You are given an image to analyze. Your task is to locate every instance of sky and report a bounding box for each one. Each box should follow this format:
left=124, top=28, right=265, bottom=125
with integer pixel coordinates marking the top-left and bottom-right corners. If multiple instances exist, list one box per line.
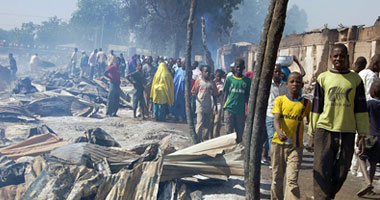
left=0, top=0, right=379, bottom=30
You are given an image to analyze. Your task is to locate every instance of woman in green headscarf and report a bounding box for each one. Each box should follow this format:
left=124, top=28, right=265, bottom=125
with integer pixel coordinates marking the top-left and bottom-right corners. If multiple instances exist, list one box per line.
left=150, top=62, right=174, bottom=121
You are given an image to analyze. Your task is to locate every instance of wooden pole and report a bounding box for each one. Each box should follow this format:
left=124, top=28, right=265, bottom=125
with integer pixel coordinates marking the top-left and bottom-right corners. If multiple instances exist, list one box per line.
left=244, top=0, right=276, bottom=190
left=244, top=0, right=289, bottom=199
left=184, top=0, right=198, bottom=144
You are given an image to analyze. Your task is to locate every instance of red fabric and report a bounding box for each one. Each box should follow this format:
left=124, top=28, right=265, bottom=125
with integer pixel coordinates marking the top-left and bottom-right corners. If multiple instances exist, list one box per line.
left=106, top=64, right=121, bottom=84
left=244, top=71, right=254, bottom=80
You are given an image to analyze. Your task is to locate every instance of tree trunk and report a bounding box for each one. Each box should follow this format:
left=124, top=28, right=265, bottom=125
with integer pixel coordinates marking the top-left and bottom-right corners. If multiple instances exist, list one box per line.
left=244, top=0, right=289, bottom=199
left=184, top=0, right=199, bottom=144
left=244, top=0, right=276, bottom=187
left=201, top=17, right=215, bottom=72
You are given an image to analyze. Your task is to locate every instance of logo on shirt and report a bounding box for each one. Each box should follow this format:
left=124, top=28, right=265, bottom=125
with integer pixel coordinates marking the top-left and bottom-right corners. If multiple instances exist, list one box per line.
left=283, top=114, right=303, bottom=121
left=242, top=82, right=247, bottom=88
left=328, top=87, right=352, bottom=102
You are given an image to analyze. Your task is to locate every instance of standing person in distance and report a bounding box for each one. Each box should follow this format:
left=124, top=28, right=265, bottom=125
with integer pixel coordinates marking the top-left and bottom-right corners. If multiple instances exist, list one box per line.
left=104, top=57, right=121, bottom=117
left=223, top=58, right=251, bottom=143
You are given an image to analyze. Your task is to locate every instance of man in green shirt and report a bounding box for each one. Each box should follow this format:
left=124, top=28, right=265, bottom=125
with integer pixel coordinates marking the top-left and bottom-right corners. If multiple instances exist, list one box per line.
left=224, top=58, right=251, bottom=143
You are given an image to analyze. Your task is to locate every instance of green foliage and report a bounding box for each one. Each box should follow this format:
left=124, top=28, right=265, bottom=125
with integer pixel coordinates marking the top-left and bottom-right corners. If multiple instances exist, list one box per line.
left=35, top=16, right=72, bottom=47
left=125, top=0, right=242, bottom=56
left=70, top=0, right=129, bottom=48
left=9, top=22, right=37, bottom=45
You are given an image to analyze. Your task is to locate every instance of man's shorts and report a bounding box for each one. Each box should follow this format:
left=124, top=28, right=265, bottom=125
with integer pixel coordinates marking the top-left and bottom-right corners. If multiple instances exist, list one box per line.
left=359, top=135, right=380, bottom=163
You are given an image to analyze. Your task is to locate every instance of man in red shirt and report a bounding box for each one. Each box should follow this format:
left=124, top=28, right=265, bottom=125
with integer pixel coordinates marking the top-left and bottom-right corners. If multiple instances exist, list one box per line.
left=104, top=57, right=121, bottom=117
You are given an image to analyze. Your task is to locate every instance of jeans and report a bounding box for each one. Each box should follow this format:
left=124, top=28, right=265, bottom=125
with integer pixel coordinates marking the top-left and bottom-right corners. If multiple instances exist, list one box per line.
left=264, top=116, right=275, bottom=154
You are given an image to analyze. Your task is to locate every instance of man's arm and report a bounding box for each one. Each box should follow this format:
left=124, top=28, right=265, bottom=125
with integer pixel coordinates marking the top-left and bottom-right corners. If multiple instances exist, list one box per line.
left=308, top=80, right=324, bottom=136
left=104, top=70, right=111, bottom=81
left=191, top=79, right=199, bottom=96
left=274, top=113, right=286, bottom=141
left=213, top=96, right=218, bottom=112
left=354, top=81, right=369, bottom=156
left=293, top=56, right=306, bottom=77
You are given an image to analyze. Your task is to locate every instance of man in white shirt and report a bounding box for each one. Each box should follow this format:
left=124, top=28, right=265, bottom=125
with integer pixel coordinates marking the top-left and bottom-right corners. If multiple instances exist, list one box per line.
left=262, top=64, right=288, bottom=165
left=88, top=49, right=98, bottom=80
left=71, top=48, right=78, bottom=76
left=359, top=54, right=380, bottom=100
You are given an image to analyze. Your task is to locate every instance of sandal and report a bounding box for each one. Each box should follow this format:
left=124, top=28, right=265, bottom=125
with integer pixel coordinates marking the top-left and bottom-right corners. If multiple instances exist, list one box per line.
left=357, top=185, right=374, bottom=197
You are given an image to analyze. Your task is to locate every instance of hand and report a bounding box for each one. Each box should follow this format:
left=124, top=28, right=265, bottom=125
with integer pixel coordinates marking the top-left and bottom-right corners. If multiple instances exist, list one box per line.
left=214, top=105, right=218, bottom=113
left=278, top=130, right=287, bottom=141
left=293, top=55, right=299, bottom=63
left=356, top=136, right=365, bottom=156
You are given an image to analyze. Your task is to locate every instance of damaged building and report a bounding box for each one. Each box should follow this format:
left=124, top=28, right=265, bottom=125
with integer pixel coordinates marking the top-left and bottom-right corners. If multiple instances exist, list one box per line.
left=216, top=17, right=380, bottom=93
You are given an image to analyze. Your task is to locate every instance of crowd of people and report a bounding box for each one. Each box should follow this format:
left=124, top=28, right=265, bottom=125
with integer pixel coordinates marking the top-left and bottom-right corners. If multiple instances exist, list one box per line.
left=5, top=43, right=380, bottom=199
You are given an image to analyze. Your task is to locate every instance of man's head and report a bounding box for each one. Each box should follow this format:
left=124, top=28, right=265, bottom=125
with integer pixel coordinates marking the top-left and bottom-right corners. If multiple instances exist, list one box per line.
left=8, top=53, right=13, bottom=58
left=369, top=54, right=380, bottom=73
left=81, top=51, right=86, bottom=55
left=99, top=48, right=103, bottom=52
left=234, top=58, right=245, bottom=77
left=330, top=43, right=348, bottom=71
left=110, top=50, right=114, bottom=55
left=201, top=65, right=211, bottom=80
left=146, top=56, right=153, bottom=64
left=115, top=57, right=121, bottom=66
left=120, top=53, right=123, bottom=57
left=286, top=72, right=304, bottom=96
left=192, top=61, right=199, bottom=70
left=94, top=49, right=98, bottom=53
left=74, top=48, right=78, bottom=52
left=353, top=57, right=367, bottom=73
left=273, top=64, right=282, bottom=83
left=215, top=69, right=225, bottom=81
left=137, top=63, right=142, bottom=71
left=370, top=80, right=380, bottom=99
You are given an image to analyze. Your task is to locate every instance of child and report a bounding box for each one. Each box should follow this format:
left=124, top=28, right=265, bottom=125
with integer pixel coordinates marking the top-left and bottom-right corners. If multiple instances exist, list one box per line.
left=356, top=80, right=380, bottom=197
left=213, top=69, right=225, bottom=138
left=223, top=58, right=251, bottom=143
left=191, top=65, right=218, bottom=142
left=309, top=43, right=369, bottom=200
left=271, top=72, right=311, bottom=200
left=127, top=63, right=147, bottom=119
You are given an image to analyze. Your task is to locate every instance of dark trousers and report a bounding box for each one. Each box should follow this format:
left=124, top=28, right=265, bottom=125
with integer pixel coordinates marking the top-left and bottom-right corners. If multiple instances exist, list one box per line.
left=225, top=110, right=245, bottom=143
left=98, top=63, right=106, bottom=76
left=313, top=128, right=355, bottom=200
left=89, top=66, right=95, bottom=80
left=106, top=83, right=120, bottom=116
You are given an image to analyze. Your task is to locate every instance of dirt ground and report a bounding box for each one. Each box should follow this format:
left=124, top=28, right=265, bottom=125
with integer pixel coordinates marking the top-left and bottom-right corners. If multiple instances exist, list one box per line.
left=2, top=100, right=380, bottom=199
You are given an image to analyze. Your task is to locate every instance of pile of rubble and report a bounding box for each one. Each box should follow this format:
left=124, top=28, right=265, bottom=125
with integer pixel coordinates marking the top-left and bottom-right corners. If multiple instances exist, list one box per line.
left=0, top=70, right=133, bottom=122
left=0, top=124, right=244, bottom=200
left=0, top=70, right=245, bottom=199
